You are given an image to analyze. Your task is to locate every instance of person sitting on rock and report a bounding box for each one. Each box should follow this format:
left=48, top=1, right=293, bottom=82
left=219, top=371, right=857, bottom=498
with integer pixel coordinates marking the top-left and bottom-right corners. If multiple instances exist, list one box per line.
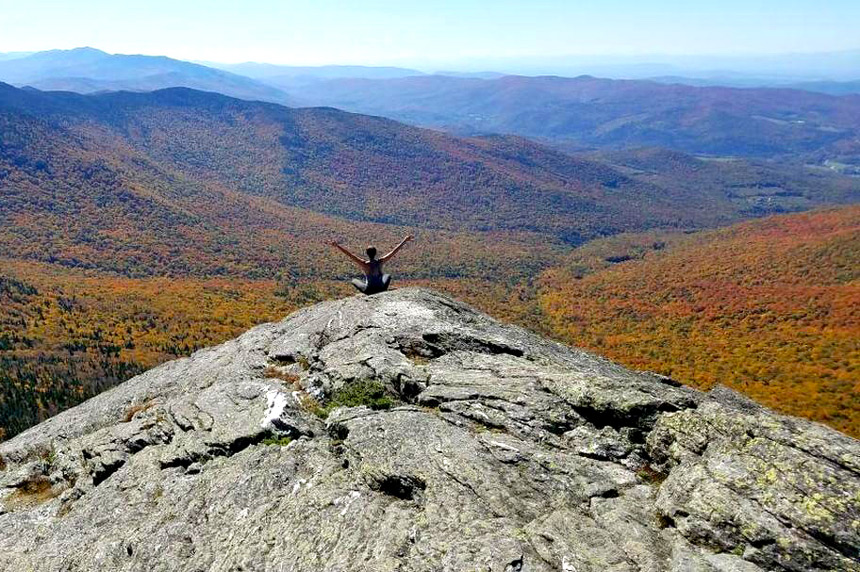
left=329, top=235, right=414, bottom=295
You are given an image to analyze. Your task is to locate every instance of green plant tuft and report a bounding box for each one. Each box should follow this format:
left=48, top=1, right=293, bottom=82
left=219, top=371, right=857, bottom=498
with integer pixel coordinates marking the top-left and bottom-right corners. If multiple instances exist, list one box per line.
left=326, top=381, right=395, bottom=413
left=262, top=436, right=293, bottom=447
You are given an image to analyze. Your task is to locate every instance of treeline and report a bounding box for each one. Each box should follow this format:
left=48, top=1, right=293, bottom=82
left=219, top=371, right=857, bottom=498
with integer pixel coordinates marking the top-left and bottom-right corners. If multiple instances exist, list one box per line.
left=0, top=355, right=146, bottom=440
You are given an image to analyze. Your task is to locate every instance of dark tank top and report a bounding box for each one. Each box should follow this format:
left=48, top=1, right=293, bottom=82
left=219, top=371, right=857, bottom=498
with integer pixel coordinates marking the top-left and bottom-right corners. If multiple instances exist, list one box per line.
left=365, top=259, right=384, bottom=287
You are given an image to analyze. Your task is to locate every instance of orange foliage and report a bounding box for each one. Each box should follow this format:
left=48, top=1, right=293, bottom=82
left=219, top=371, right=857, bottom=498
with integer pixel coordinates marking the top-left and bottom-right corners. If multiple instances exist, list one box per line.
left=2, top=208, right=858, bottom=440
left=538, top=206, right=860, bottom=437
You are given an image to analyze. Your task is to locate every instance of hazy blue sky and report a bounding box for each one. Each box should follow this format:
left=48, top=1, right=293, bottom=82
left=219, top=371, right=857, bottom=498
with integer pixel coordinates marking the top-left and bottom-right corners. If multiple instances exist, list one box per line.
left=1, top=0, right=858, bottom=66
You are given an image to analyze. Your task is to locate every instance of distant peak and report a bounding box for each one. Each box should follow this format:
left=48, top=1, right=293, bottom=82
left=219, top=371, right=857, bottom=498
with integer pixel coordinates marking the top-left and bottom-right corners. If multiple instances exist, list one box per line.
left=69, top=47, right=106, bottom=54
left=31, top=47, right=109, bottom=60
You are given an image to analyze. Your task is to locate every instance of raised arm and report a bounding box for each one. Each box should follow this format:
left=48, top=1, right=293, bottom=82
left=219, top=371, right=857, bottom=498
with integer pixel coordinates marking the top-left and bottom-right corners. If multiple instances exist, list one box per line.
left=380, top=235, right=414, bottom=263
left=328, top=240, right=369, bottom=271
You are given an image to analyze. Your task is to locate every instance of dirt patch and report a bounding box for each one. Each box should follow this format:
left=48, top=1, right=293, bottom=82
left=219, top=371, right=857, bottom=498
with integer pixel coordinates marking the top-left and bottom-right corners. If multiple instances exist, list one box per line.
left=123, top=400, right=158, bottom=423
left=263, top=366, right=301, bottom=386
left=3, top=475, right=63, bottom=512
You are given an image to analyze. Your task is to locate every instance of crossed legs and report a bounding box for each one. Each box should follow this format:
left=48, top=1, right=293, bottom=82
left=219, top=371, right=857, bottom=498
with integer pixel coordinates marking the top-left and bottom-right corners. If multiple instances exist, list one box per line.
left=352, top=274, right=392, bottom=295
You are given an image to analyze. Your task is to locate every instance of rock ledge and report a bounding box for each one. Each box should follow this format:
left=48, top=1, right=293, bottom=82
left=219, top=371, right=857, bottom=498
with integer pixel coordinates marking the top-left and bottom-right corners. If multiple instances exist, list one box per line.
left=0, top=288, right=857, bottom=571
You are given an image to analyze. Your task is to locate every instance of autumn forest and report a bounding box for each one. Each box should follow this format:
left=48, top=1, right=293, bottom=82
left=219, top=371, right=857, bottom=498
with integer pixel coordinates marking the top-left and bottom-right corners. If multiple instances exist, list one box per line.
left=1, top=82, right=858, bottom=440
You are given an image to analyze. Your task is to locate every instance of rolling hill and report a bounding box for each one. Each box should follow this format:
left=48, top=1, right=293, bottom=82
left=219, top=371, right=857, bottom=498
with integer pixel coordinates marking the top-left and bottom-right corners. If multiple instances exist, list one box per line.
left=283, top=74, right=860, bottom=164
left=537, top=205, right=860, bottom=437
left=0, top=81, right=574, bottom=278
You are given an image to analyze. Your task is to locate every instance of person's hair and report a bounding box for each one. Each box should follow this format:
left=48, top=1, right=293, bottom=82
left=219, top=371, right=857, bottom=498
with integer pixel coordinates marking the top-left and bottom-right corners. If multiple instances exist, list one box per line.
left=366, top=246, right=377, bottom=260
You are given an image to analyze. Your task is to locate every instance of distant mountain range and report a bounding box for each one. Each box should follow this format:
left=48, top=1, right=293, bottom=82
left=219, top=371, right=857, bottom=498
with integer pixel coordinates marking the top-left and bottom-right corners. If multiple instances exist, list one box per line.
left=4, top=47, right=860, bottom=89
left=281, top=74, right=860, bottom=163
left=411, top=49, right=860, bottom=83
left=0, top=47, right=290, bottom=103
left=648, top=75, right=860, bottom=95
left=2, top=48, right=860, bottom=166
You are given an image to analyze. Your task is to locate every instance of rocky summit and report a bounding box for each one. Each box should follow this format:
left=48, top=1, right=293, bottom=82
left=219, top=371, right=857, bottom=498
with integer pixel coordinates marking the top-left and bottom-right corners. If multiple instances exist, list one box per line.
left=0, top=288, right=857, bottom=572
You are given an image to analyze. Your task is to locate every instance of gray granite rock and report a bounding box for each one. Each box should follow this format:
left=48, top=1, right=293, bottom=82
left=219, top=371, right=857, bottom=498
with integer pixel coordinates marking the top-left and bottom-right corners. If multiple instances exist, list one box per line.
left=0, top=288, right=856, bottom=571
